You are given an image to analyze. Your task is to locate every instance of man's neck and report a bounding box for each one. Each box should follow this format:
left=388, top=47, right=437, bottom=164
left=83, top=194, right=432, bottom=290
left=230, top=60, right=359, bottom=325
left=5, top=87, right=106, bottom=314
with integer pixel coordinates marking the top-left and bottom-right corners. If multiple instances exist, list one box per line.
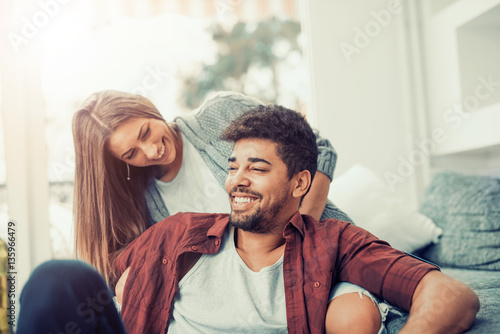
left=234, top=227, right=286, bottom=272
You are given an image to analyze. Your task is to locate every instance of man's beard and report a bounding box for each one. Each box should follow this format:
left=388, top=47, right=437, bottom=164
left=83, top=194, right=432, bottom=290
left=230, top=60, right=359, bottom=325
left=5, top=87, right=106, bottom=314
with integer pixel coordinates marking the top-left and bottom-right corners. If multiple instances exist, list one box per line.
left=229, top=190, right=290, bottom=234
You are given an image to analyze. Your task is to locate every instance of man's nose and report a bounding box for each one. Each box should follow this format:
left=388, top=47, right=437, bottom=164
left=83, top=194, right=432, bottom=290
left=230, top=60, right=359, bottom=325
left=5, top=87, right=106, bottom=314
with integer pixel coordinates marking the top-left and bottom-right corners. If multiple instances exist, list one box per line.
left=230, top=169, right=251, bottom=187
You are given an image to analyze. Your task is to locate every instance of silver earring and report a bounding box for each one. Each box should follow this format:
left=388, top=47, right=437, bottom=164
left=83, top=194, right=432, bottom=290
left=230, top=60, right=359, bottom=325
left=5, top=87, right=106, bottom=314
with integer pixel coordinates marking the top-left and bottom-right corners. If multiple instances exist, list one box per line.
left=126, top=163, right=131, bottom=181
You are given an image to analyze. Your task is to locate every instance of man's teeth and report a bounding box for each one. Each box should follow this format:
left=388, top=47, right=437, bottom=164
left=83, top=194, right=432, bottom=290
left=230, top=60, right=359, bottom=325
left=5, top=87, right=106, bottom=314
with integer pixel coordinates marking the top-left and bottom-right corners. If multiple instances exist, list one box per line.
left=155, top=142, right=165, bottom=160
left=234, top=197, right=255, bottom=204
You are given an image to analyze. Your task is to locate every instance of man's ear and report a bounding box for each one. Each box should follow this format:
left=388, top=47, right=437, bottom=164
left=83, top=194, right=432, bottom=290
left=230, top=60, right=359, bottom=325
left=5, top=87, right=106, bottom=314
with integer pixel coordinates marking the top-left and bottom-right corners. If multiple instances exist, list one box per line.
left=292, top=170, right=311, bottom=199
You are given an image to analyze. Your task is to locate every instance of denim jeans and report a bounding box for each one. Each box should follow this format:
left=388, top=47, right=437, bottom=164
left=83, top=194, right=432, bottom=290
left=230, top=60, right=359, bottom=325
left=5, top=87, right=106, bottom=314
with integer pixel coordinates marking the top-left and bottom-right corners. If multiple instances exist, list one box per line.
left=17, top=260, right=125, bottom=334
left=330, top=282, right=393, bottom=334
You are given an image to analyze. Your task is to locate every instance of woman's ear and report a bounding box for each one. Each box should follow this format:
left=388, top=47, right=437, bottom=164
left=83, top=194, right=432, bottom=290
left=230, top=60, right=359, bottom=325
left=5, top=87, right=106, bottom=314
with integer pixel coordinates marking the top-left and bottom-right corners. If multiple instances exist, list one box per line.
left=292, top=170, right=311, bottom=199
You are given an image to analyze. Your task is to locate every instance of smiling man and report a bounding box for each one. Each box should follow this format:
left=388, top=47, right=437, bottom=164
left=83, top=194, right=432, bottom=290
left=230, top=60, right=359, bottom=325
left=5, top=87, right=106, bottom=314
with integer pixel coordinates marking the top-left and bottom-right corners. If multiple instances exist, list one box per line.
left=113, top=105, right=479, bottom=334
left=226, top=139, right=294, bottom=235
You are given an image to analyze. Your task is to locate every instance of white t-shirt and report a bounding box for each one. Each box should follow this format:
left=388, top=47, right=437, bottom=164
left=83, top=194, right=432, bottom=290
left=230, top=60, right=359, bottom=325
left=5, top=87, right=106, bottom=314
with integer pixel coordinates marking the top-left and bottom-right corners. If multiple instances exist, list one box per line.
left=168, top=226, right=287, bottom=333
left=154, top=133, right=231, bottom=215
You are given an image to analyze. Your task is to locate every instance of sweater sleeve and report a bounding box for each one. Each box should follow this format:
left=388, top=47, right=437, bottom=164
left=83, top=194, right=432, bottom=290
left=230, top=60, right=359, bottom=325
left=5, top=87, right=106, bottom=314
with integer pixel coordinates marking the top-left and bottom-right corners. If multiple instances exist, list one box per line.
left=313, top=129, right=337, bottom=181
left=173, top=92, right=261, bottom=191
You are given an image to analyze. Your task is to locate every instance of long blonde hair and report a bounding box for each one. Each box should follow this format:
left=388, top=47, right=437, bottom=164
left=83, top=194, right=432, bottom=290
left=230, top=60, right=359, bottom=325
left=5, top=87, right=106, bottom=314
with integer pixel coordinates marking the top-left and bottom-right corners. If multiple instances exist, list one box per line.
left=73, top=90, right=165, bottom=283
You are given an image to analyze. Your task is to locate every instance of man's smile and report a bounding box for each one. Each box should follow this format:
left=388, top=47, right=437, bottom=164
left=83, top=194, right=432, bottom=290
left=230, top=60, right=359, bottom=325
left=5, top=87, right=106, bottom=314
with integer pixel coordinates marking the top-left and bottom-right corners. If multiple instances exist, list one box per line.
left=233, top=196, right=257, bottom=204
left=229, top=188, right=261, bottom=210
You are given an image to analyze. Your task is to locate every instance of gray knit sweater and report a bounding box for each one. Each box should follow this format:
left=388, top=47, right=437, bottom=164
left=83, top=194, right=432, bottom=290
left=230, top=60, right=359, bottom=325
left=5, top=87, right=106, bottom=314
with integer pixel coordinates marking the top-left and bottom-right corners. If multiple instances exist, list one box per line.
left=145, top=91, right=351, bottom=224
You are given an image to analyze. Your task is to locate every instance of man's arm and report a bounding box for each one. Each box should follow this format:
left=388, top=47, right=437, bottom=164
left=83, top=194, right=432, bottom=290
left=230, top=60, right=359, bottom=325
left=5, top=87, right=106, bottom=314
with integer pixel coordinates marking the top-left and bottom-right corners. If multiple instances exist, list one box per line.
left=400, top=270, right=480, bottom=334
left=300, top=171, right=330, bottom=220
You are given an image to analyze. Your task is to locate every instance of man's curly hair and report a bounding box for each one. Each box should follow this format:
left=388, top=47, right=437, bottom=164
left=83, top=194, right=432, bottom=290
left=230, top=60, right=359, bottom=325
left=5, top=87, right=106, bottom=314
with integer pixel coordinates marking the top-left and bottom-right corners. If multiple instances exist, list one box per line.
left=222, top=105, right=318, bottom=184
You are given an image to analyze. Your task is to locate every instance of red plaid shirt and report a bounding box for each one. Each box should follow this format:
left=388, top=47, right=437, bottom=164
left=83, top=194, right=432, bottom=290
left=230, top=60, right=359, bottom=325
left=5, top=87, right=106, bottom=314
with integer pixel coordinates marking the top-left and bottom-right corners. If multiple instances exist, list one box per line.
left=114, top=211, right=438, bottom=333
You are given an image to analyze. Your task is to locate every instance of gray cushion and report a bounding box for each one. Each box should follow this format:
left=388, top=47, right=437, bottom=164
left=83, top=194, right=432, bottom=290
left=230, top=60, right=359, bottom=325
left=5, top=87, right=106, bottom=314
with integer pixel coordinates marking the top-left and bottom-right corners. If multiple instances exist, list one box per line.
left=419, top=172, right=500, bottom=270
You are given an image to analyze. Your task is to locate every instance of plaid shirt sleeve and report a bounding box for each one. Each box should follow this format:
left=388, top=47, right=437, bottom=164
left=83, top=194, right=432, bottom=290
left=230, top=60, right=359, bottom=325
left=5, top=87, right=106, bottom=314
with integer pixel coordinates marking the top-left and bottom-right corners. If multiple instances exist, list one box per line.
left=336, top=224, right=440, bottom=311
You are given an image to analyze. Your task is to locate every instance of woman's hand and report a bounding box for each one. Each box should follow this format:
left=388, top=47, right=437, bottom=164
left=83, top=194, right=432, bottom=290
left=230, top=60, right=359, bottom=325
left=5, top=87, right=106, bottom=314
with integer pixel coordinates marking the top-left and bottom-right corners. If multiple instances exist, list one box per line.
left=299, top=171, right=330, bottom=220
left=115, top=267, right=130, bottom=304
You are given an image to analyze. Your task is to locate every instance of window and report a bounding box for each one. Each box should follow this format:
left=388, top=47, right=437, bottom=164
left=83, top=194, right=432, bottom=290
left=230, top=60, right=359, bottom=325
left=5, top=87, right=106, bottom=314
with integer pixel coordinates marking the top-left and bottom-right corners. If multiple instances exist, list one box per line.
left=15, top=0, right=310, bottom=258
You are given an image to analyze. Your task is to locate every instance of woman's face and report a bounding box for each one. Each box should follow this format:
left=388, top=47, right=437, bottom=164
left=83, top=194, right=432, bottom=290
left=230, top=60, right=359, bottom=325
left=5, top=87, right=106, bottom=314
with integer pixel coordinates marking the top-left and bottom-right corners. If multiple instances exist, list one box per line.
left=108, top=117, right=178, bottom=167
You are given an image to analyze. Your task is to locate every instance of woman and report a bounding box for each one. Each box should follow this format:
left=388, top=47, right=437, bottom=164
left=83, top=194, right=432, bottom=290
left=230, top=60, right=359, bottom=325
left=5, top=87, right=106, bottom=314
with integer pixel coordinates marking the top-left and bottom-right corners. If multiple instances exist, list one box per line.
left=73, top=90, right=349, bottom=283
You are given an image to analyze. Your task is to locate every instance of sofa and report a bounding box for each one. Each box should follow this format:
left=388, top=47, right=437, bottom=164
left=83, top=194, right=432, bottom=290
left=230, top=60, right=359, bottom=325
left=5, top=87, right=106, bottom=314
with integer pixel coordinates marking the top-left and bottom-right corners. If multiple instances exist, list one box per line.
left=330, top=167, right=500, bottom=333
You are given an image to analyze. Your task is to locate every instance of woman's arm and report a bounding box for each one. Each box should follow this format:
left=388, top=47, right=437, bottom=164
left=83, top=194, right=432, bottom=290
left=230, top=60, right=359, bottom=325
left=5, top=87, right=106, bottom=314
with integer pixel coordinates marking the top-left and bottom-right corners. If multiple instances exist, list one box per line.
left=299, top=129, right=337, bottom=220
left=300, top=171, right=330, bottom=220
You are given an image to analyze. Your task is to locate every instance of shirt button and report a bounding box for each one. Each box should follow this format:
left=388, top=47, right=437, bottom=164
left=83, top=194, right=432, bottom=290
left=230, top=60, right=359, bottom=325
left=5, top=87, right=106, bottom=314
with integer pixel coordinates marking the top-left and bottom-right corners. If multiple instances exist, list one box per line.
left=215, top=240, right=220, bottom=246
left=191, top=246, right=198, bottom=251
left=162, top=258, right=167, bottom=264
left=314, top=281, right=321, bottom=288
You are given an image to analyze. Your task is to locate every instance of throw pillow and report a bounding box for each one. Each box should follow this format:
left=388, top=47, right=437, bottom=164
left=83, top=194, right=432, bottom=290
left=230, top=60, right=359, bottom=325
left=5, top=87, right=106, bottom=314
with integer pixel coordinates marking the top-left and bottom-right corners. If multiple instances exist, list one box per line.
left=420, top=172, right=500, bottom=270
left=329, top=164, right=442, bottom=253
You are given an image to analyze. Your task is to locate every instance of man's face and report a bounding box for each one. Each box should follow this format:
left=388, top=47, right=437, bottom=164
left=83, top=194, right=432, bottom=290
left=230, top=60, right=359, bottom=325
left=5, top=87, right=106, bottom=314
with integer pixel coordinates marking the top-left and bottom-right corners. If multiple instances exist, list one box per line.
left=225, top=138, right=295, bottom=234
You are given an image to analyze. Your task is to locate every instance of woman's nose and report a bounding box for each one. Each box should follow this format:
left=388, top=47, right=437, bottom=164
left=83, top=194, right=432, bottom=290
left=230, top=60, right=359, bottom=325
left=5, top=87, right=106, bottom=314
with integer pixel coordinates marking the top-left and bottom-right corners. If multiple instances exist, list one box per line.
left=142, top=142, right=158, bottom=160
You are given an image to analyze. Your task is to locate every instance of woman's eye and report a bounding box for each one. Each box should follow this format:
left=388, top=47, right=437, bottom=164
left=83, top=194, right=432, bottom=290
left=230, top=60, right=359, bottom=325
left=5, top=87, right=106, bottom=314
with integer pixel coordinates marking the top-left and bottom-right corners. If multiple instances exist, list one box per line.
left=142, top=128, right=150, bottom=139
left=127, top=150, right=135, bottom=160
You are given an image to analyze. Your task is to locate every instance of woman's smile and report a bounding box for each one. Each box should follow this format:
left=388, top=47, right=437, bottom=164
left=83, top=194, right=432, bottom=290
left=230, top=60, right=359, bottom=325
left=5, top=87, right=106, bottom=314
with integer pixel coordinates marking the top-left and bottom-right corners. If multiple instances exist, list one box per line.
left=152, top=140, right=166, bottom=161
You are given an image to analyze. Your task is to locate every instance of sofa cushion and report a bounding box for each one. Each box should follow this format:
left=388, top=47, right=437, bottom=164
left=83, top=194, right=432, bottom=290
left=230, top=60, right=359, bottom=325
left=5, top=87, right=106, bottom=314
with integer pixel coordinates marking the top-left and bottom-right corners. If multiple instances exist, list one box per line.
left=420, top=172, right=500, bottom=270
left=329, top=164, right=442, bottom=253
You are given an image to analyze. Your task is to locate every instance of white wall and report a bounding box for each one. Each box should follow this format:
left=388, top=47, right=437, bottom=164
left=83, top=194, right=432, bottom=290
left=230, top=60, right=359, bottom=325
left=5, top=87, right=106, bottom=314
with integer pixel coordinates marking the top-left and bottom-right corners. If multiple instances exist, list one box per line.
left=301, top=0, right=423, bottom=206
left=420, top=0, right=500, bottom=164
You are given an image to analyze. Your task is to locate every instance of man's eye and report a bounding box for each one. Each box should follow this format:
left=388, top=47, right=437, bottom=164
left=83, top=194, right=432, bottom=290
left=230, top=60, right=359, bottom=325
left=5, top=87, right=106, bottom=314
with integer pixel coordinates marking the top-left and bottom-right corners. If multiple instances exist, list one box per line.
left=228, top=166, right=237, bottom=171
left=252, top=168, right=266, bottom=172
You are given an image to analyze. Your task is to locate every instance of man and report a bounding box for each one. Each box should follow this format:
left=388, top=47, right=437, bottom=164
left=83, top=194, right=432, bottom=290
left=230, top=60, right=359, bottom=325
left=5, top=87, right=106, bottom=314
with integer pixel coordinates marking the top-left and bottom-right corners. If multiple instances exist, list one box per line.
left=114, top=105, right=479, bottom=333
